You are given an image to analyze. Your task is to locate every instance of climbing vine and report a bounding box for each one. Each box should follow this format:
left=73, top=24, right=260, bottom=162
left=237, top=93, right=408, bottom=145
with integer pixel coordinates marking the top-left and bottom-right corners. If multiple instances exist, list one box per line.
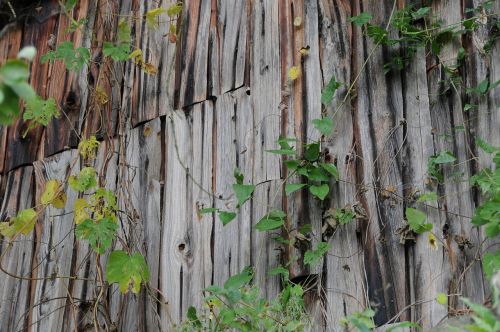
left=0, top=0, right=499, bottom=331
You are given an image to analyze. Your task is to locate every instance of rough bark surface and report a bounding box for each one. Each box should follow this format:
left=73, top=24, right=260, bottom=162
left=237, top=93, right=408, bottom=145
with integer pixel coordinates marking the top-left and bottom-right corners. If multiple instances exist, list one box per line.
left=0, top=0, right=498, bottom=331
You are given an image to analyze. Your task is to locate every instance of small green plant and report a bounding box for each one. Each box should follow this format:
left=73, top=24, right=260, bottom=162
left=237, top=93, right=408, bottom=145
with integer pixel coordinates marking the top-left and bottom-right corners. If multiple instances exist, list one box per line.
left=177, top=267, right=310, bottom=331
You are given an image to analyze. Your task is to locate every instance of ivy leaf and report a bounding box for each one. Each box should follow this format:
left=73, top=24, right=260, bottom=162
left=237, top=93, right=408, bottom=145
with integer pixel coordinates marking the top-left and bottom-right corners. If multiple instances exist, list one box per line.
left=255, top=210, right=286, bottom=231
left=319, top=162, right=339, bottom=180
left=41, top=179, right=67, bottom=209
left=0, top=208, right=37, bottom=239
left=232, top=184, right=255, bottom=207
left=406, top=208, right=432, bottom=234
left=307, top=167, right=330, bottom=182
left=224, top=266, right=253, bottom=290
left=186, top=307, right=202, bottom=328
left=218, top=211, right=237, bottom=226
left=68, top=167, right=97, bottom=192
left=304, top=242, right=331, bottom=266
left=434, top=151, right=456, bottom=164
left=349, top=12, right=372, bottom=26
left=321, top=76, right=342, bottom=104
left=199, top=207, right=218, bottom=214
left=411, top=7, right=431, bottom=20
left=42, top=41, right=90, bottom=71
left=23, top=97, right=60, bottom=134
left=476, top=138, right=499, bottom=154
left=268, top=266, right=289, bottom=280
left=312, top=117, right=333, bottom=135
left=304, top=143, right=320, bottom=161
left=106, top=250, right=150, bottom=294
left=309, top=184, right=329, bottom=200
left=285, top=183, right=306, bottom=195
left=103, top=42, right=130, bottom=61
left=76, top=218, right=118, bottom=254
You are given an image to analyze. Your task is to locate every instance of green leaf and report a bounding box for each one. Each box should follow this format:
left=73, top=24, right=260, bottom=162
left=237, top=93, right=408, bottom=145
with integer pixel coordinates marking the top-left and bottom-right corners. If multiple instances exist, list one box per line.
left=417, top=192, right=438, bottom=203
left=434, top=151, right=456, bottom=164
left=411, top=7, right=431, bottom=19
left=304, top=242, right=331, bottom=266
left=0, top=208, right=37, bottom=239
left=321, top=76, right=342, bottom=104
left=312, top=117, right=334, bottom=135
left=309, top=184, right=329, bottom=200
left=406, top=208, right=432, bottom=234
left=307, top=166, right=329, bottom=182
left=232, top=184, right=255, bottom=207
left=476, top=138, right=499, bottom=154
left=319, top=162, right=339, bottom=180
left=483, top=250, right=500, bottom=280
left=285, top=183, right=306, bottom=195
left=224, top=266, right=253, bottom=290
left=106, top=250, right=149, bottom=294
left=41, top=41, right=90, bottom=71
left=146, top=7, right=167, bottom=28
left=304, top=143, right=320, bottom=161
left=76, top=218, right=118, bottom=254
left=478, top=79, right=489, bottom=95
left=268, top=266, right=289, bottom=280
left=349, top=12, right=373, bottom=26
left=255, top=210, right=286, bottom=231
left=186, top=306, right=201, bottom=327
left=68, top=167, right=98, bottom=192
left=0, top=60, right=30, bottom=85
left=23, top=97, right=60, bottom=133
left=218, top=211, right=237, bottom=226
left=103, top=42, right=130, bottom=61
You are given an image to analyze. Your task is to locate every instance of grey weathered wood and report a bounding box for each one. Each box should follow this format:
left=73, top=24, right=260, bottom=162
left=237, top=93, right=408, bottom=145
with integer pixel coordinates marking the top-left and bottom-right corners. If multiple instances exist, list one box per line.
left=0, top=167, right=35, bottom=332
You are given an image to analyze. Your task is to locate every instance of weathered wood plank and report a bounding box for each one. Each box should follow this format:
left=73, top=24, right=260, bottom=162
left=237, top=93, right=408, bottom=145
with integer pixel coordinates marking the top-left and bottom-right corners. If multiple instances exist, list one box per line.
left=175, top=0, right=249, bottom=108
left=0, top=166, right=35, bottom=332
left=31, top=150, right=79, bottom=332
left=161, top=105, right=213, bottom=326
left=353, top=0, right=407, bottom=324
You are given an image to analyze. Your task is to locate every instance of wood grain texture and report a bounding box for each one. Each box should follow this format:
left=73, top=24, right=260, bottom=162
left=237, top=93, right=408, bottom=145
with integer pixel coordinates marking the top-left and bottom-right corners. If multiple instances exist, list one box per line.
left=0, top=0, right=499, bottom=331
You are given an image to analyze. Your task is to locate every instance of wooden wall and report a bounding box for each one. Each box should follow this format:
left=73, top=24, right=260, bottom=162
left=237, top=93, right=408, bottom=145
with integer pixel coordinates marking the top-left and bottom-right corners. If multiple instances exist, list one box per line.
left=0, top=0, right=498, bottom=330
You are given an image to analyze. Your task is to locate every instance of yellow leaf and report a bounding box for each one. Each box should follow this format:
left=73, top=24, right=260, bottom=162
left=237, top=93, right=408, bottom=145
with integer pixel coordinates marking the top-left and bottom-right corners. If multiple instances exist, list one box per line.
left=95, top=86, right=109, bottom=105
left=146, top=7, right=166, bottom=28
left=41, top=180, right=67, bottom=209
left=78, top=135, right=100, bottom=160
left=167, top=3, right=182, bottom=17
left=128, top=49, right=144, bottom=65
left=428, top=232, right=438, bottom=251
left=293, top=16, right=302, bottom=27
left=436, top=292, right=447, bottom=305
left=0, top=208, right=37, bottom=239
left=74, top=198, right=90, bottom=224
left=142, top=63, right=158, bottom=75
left=288, top=66, right=300, bottom=81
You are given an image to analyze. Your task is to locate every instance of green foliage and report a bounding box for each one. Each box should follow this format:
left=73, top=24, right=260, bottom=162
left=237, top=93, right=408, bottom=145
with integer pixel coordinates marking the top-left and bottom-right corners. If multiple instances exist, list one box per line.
left=349, top=12, right=373, bottom=26
left=78, top=135, right=100, bottom=159
left=42, top=41, right=90, bottom=71
left=41, top=179, right=67, bottom=209
left=106, top=250, right=150, bottom=294
left=303, top=242, right=331, bottom=266
left=178, top=268, right=310, bottom=331
left=285, top=183, right=307, bottom=195
left=76, top=218, right=118, bottom=254
left=0, top=58, right=36, bottom=124
left=340, top=308, right=376, bottom=332
left=428, top=150, right=456, bottom=182
left=68, top=167, right=98, bottom=192
left=255, top=210, right=286, bottom=231
left=233, top=184, right=256, bottom=207
left=219, top=211, right=237, bottom=226
left=312, top=117, right=333, bottom=136
left=309, top=183, right=329, bottom=200
left=406, top=208, right=432, bottom=234
left=103, top=20, right=131, bottom=61
left=461, top=297, right=500, bottom=332
left=0, top=208, right=37, bottom=239
left=321, top=76, right=342, bottom=105
left=471, top=139, right=500, bottom=238
left=483, top=251, right=500, bottom=281
left=23, top=97, right=59, bottom=134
